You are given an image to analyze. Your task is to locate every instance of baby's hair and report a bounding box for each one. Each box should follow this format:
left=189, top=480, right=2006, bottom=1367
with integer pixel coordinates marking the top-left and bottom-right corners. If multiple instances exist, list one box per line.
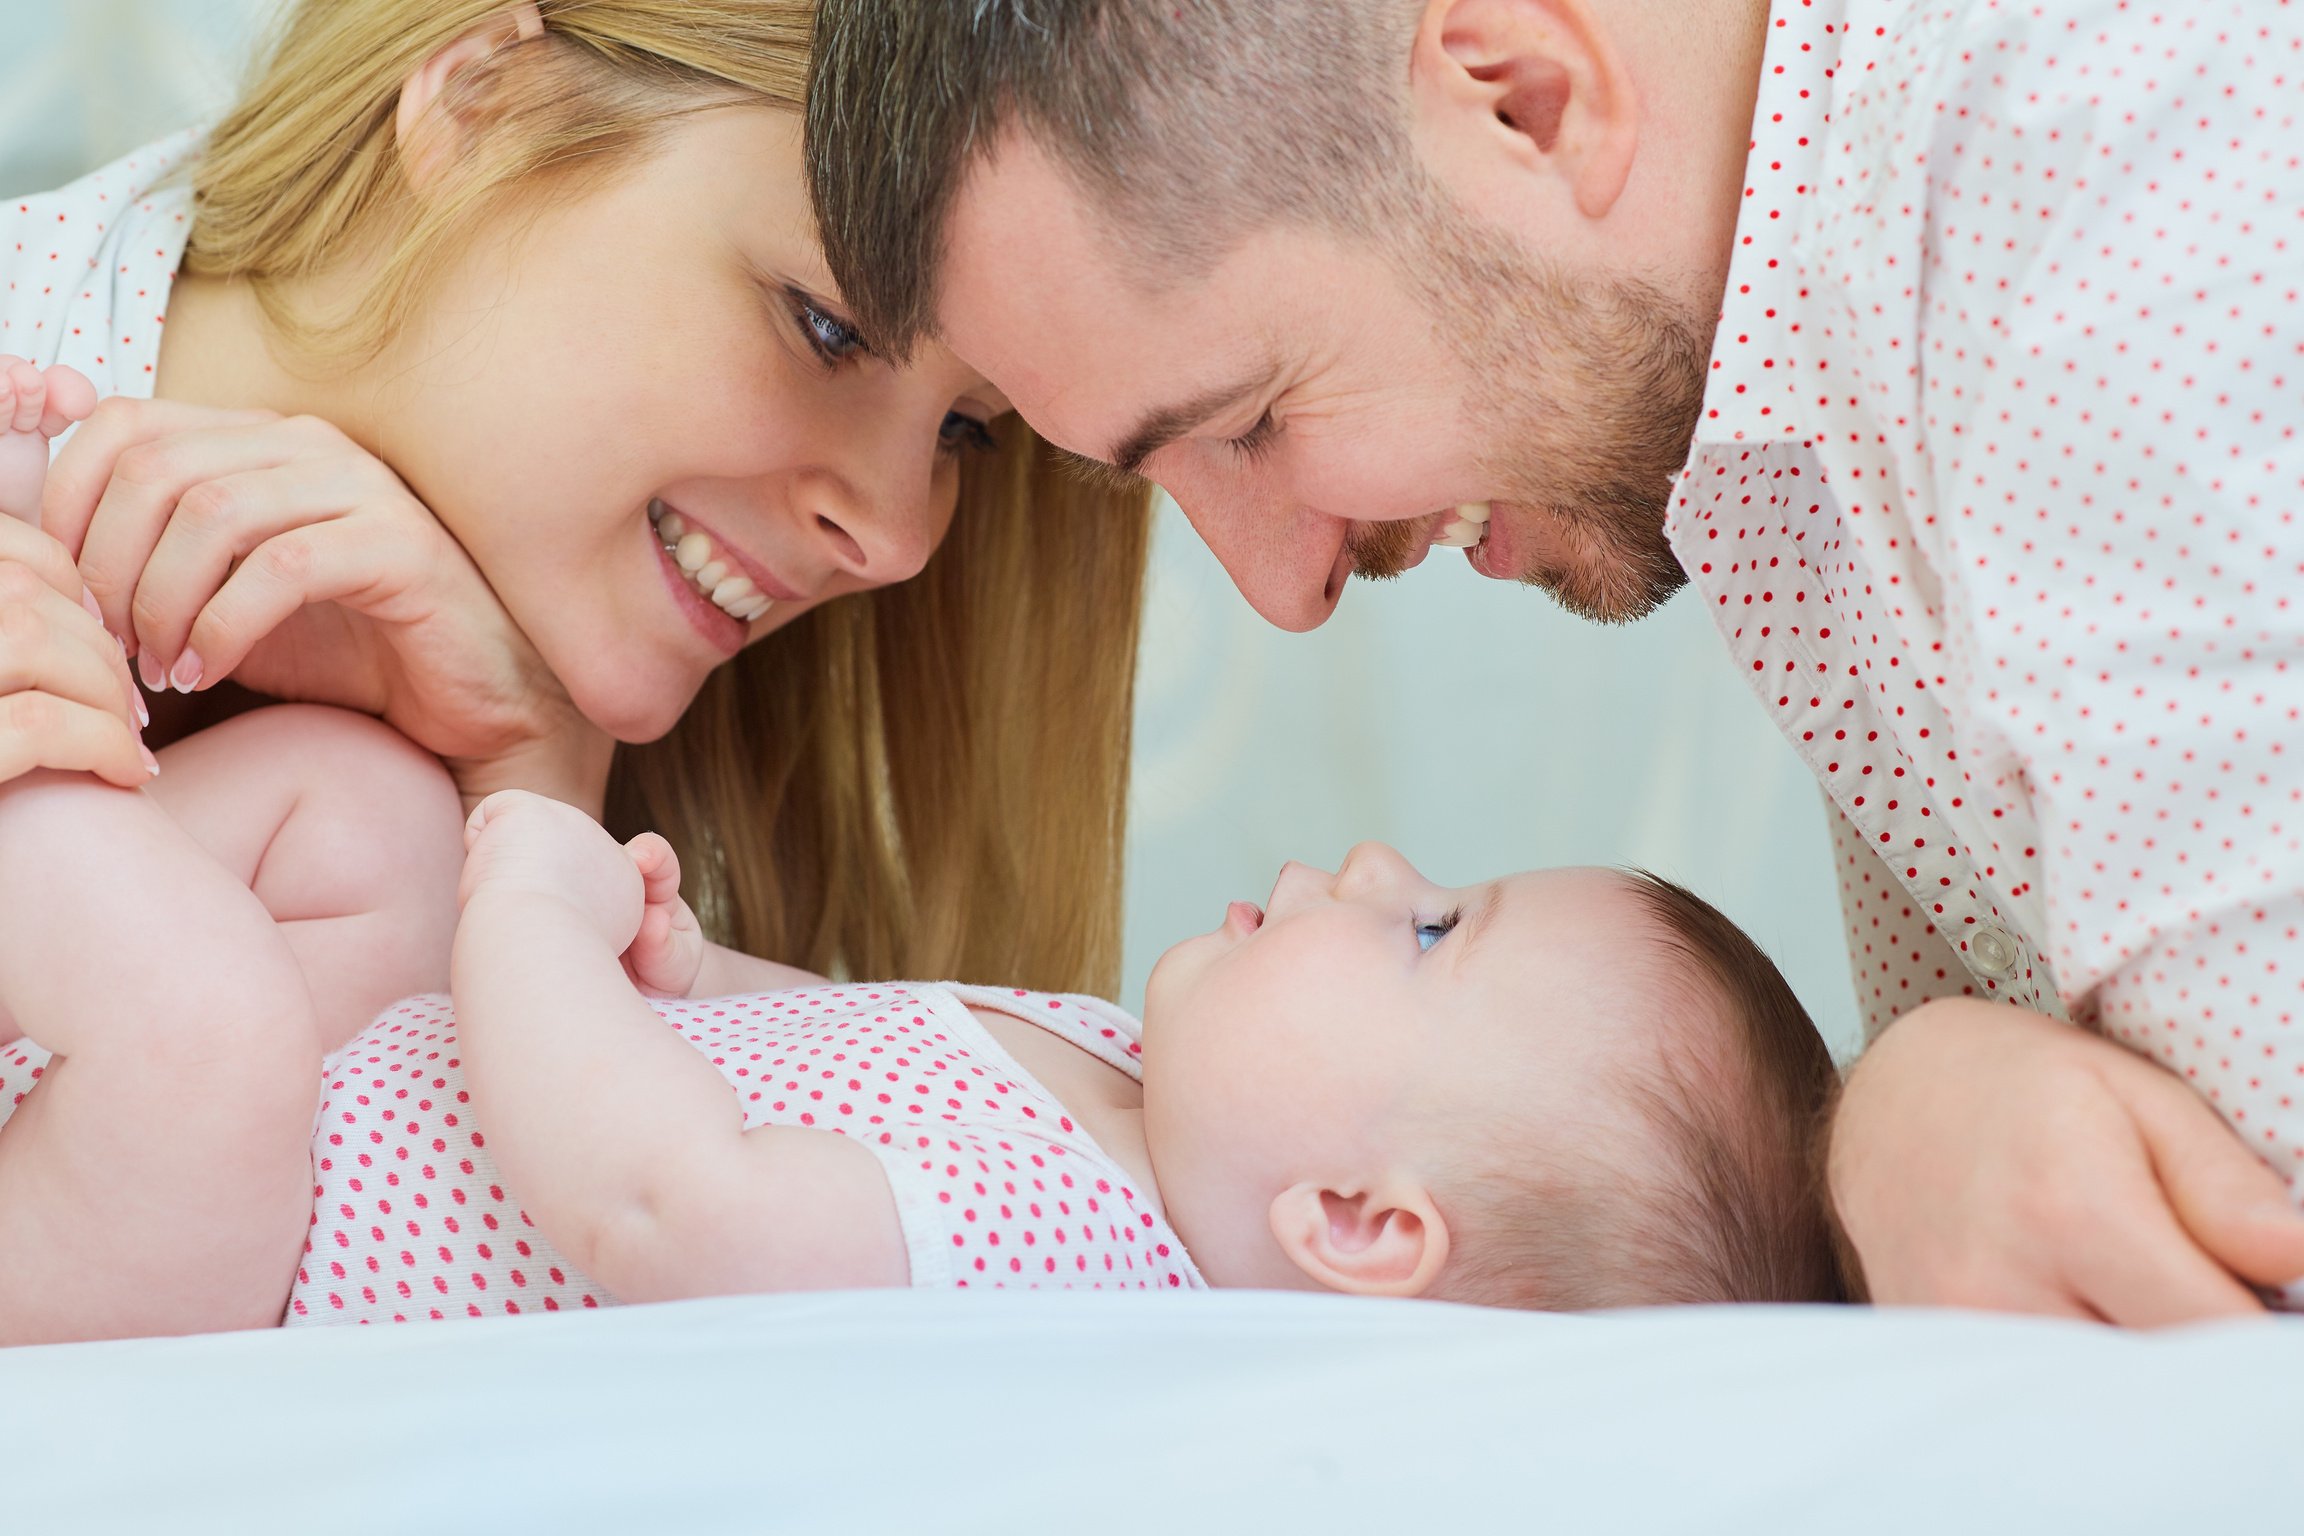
left=1438, top=871, right=1842, bottom=1310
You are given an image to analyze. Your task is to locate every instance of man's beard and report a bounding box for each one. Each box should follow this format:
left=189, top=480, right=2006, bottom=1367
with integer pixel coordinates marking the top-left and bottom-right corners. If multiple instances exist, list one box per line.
left=1353, top=196, right=1712, bottom=624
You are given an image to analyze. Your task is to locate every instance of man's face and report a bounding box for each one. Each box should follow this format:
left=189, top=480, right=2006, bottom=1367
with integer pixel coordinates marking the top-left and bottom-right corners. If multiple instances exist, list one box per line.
left=936, top=138, right=1711, bottom=632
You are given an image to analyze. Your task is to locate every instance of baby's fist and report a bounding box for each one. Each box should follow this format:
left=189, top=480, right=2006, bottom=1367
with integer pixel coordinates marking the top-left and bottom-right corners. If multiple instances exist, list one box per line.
left=460, top=789, right=643, bottom=950
left=622, top=832, right=705, bottom=998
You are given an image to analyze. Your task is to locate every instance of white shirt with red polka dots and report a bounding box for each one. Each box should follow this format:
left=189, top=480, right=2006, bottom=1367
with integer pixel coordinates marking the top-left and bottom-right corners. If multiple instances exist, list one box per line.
left=2, top=132, right=198, bottom=436
left=281, top=982, right=1201, bottom=1325
left=1672, top=2, right=2304, bottom=1174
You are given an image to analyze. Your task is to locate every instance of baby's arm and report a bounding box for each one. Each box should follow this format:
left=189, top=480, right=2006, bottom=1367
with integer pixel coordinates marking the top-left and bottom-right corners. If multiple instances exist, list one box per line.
left=453, top=792, right=907, bottom=1300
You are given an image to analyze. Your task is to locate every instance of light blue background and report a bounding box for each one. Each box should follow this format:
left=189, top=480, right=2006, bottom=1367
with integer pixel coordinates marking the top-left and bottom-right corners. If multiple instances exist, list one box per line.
left=0, top=0, right=1857, bottom=1055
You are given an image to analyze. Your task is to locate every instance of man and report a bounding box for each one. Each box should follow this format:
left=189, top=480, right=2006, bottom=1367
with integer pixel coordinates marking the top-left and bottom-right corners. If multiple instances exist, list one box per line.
left=805, top=0, right=2304, bottom=1322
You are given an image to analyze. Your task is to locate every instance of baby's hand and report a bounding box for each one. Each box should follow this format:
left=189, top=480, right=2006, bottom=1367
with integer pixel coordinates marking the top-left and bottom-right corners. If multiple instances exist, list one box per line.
left=459, top=790, right=704, bottom=996
left=459, top=790, right=645, bottom=951
left=622, top=833, right=705, bottom=998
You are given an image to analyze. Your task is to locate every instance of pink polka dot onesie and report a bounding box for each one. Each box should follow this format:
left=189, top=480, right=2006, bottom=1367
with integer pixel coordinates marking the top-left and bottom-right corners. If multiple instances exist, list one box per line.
left=0, top=982, right=1204, bottom=1324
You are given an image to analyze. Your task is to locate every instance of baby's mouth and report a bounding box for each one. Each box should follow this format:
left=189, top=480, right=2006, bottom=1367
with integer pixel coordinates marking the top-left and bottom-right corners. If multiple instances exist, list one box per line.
left=649, top=499, right=774, bottom=622
left=1430, top=501, right=1492, bottom=550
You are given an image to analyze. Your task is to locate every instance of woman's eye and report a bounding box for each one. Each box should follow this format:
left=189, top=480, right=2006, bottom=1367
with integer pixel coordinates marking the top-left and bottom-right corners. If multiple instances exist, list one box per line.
left=1415, top=909, right=1462, bottom=952
left=939, top=411, right=999, bottom=457
left=792, top=291, right=867, bottom=364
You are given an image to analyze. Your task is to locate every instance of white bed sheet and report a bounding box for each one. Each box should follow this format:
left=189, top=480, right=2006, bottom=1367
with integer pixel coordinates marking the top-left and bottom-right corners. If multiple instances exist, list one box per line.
left=4, top=1290, right=2297, bottom=1532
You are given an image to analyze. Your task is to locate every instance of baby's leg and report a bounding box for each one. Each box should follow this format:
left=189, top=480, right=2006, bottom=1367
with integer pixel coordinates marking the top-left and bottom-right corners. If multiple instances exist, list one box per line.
left=0, top=771, right=321, bottom=1343
left=147, top=706, right=467, bottom=1053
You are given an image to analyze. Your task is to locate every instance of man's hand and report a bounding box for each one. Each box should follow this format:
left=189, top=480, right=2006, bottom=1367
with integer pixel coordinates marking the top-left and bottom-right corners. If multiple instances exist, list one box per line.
left=1829, top=999, right=2304, bottom=1325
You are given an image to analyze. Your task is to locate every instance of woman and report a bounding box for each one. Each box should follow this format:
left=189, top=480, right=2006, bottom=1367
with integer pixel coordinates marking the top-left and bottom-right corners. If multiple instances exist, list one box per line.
left=0, top=0, right=1150, bottom=1001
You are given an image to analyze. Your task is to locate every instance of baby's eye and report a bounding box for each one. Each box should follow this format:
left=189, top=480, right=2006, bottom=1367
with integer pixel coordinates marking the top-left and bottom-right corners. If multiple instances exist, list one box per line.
left=1415, top=909, right=1462, bottom=952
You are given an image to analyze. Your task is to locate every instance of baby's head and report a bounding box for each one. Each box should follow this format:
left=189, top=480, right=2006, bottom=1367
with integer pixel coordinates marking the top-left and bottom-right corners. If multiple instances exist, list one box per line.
left=1140, top=844, right=1839, bottom=1308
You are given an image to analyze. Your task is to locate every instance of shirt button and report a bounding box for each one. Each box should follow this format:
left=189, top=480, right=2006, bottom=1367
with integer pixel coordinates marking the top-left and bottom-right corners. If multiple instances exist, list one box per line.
left=1969, top=927, right=2018, bottom=978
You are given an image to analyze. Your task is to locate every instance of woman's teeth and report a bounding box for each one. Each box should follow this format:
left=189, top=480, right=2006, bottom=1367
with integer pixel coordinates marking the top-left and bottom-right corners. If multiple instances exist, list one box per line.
left=1433, top=501, right=1492, bottom=549
left=649, top=500, right=774, bottom=622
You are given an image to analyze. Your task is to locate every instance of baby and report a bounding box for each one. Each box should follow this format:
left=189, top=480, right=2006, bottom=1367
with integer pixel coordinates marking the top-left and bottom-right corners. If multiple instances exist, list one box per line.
left=0, top=721, right=1839, bottom=1338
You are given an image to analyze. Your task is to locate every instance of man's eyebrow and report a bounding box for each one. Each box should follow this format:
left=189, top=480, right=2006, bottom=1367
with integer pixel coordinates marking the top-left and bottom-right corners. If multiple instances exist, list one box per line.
left=1106, top=362, right=1282, bottom=477
left=1457, top=880, right=1506, bottom=965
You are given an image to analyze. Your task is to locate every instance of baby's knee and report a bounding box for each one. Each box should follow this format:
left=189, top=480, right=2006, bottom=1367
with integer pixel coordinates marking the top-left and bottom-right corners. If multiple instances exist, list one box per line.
left=248, top=706, right=467, bottom=903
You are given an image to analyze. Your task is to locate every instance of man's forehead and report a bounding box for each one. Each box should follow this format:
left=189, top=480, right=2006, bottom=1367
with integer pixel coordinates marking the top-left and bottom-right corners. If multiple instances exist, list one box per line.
left=937, top=136, right=1267, bottom=456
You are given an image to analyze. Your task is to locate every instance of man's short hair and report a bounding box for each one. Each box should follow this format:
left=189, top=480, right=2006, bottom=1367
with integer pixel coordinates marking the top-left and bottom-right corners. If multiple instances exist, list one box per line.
left=806, top=0, right=1420, bottom=355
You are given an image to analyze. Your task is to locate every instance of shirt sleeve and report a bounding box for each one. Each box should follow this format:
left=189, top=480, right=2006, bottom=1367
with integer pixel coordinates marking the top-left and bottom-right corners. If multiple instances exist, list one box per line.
left=1827, top=793, right=1978, bottom=1043
left=1915, top=9, right=2304, bottom=1178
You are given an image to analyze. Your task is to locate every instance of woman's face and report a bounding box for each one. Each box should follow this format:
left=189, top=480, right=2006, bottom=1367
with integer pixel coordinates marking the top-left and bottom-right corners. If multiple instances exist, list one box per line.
left=366, top=105, right=1002, bottom=742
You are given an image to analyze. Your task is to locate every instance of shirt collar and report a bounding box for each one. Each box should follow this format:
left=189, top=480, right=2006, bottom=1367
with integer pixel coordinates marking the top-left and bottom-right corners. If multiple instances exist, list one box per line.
left=1691, top=0, right=1848, bottom=448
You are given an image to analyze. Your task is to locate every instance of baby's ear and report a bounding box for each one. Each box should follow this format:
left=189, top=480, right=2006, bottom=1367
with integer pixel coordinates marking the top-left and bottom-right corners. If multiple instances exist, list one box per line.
left=1269, top=1181, right=1452, bottom=1298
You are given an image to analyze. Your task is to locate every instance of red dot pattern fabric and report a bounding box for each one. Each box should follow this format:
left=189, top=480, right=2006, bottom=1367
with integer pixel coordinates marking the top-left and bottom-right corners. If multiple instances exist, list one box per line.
left=281, top=982, right=1200, bottom=1325
left=2, top=129, right=196, bottom=416
left=1675, top=2, right=2304, bottom=1181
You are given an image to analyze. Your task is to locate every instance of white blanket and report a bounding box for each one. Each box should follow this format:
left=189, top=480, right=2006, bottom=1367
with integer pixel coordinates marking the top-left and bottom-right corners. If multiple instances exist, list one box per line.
left=4, top=1291, right=2297, bottom=1532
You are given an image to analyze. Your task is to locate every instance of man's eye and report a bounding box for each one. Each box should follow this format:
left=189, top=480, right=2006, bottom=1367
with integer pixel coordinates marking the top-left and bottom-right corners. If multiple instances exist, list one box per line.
left=792, top=291, right=867, bottom=364
left=1226, top=410, right=1279, bottom=463
left=1415, top=909, right=1462, bottom=952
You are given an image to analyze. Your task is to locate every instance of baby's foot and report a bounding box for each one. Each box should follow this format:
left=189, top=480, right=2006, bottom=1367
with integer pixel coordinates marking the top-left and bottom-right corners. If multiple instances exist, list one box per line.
left=0, top=358, right=97, bottom=526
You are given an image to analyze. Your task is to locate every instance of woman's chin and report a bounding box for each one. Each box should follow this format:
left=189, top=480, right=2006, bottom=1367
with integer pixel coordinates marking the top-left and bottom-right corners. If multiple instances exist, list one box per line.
left=561, top=667, right=705, bottom=747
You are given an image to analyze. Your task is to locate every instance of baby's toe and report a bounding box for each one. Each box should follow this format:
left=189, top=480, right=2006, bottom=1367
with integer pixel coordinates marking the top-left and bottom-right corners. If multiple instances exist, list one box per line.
left=4, top=361, right=43, bottom=435
left=36, top=365, right=94, bottom=437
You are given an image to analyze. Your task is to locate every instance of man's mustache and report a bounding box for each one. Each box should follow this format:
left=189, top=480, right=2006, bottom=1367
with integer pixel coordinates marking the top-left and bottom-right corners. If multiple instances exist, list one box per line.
left=1345, top=516, right=1425, bottom=580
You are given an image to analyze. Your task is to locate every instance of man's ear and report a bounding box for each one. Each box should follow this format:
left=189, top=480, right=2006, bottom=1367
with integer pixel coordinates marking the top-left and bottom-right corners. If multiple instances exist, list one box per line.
left=1411, top=0, right=1638, bottom=220
left=394, top=4, right=547, bottom=194
left=1269, top=1181, right=1453, bottom=1298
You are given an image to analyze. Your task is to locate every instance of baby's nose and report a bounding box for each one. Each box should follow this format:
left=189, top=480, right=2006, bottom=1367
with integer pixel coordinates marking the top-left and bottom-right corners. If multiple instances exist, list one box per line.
left=1266, top=859, right=1337, bottom=915
left=1335, top=841, right=1413, bottom=894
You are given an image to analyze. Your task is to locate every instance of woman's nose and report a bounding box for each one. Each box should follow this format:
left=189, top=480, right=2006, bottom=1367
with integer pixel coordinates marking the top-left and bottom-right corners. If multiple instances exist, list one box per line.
left=791, top=465, right=944, bottom=588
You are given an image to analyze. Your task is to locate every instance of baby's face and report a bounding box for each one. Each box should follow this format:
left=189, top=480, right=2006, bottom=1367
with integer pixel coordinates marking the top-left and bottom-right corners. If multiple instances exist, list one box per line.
left=1140, top=846, right=1661, bottom=1263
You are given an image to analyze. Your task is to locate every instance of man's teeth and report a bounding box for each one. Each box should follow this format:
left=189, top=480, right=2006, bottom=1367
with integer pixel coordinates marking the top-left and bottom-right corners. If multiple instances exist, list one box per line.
left=649, top=500, right=773, bottom=622
left=1434, top=501, right=1492, bottom=548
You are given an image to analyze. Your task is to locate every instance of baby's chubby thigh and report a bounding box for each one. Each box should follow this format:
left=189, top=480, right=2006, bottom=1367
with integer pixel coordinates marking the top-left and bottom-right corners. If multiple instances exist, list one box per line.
left=0, top=767, right=324, bottom=1341
left=149, top=704, right=470, bottom=1052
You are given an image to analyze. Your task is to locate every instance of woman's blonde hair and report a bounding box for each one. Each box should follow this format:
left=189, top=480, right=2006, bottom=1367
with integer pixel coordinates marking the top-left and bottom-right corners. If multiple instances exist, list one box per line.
left=187, top=0, right=1151, bottom=994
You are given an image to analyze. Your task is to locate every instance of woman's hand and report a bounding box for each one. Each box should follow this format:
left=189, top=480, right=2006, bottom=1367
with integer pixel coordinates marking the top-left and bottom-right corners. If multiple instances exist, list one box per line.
left=42, top=398, right=601, bottom=795
left=1828, top=999, right=2304, bottom=1324
left=0, top=511, right=152, bottom=787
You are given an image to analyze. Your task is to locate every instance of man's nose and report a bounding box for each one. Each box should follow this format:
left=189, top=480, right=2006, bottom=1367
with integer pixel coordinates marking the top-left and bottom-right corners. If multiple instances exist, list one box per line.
left=1174, top=493, right=1346, bottom=633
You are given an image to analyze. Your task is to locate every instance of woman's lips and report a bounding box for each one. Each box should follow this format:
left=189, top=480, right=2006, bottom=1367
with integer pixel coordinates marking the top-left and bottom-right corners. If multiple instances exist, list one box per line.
left=1224, top=900, right=1265, bottom=937
left=651, top=527, right=748, bottom=657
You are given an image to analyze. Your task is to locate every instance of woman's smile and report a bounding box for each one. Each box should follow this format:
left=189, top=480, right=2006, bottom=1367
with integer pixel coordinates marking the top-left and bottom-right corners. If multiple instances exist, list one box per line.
left=649, top=498, right=783, bottom=615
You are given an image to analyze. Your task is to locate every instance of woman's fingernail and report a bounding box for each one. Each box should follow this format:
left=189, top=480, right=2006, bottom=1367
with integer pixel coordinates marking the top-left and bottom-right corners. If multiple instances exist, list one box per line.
left=132, top=691, right=150, bottom=728
left=139, top=745, right=160, bottom=778
left=136, top=650, right=165, bottom=694
left=80, top=587, right=103, bottom=623
left=169, top=648, right=203, bottom=694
